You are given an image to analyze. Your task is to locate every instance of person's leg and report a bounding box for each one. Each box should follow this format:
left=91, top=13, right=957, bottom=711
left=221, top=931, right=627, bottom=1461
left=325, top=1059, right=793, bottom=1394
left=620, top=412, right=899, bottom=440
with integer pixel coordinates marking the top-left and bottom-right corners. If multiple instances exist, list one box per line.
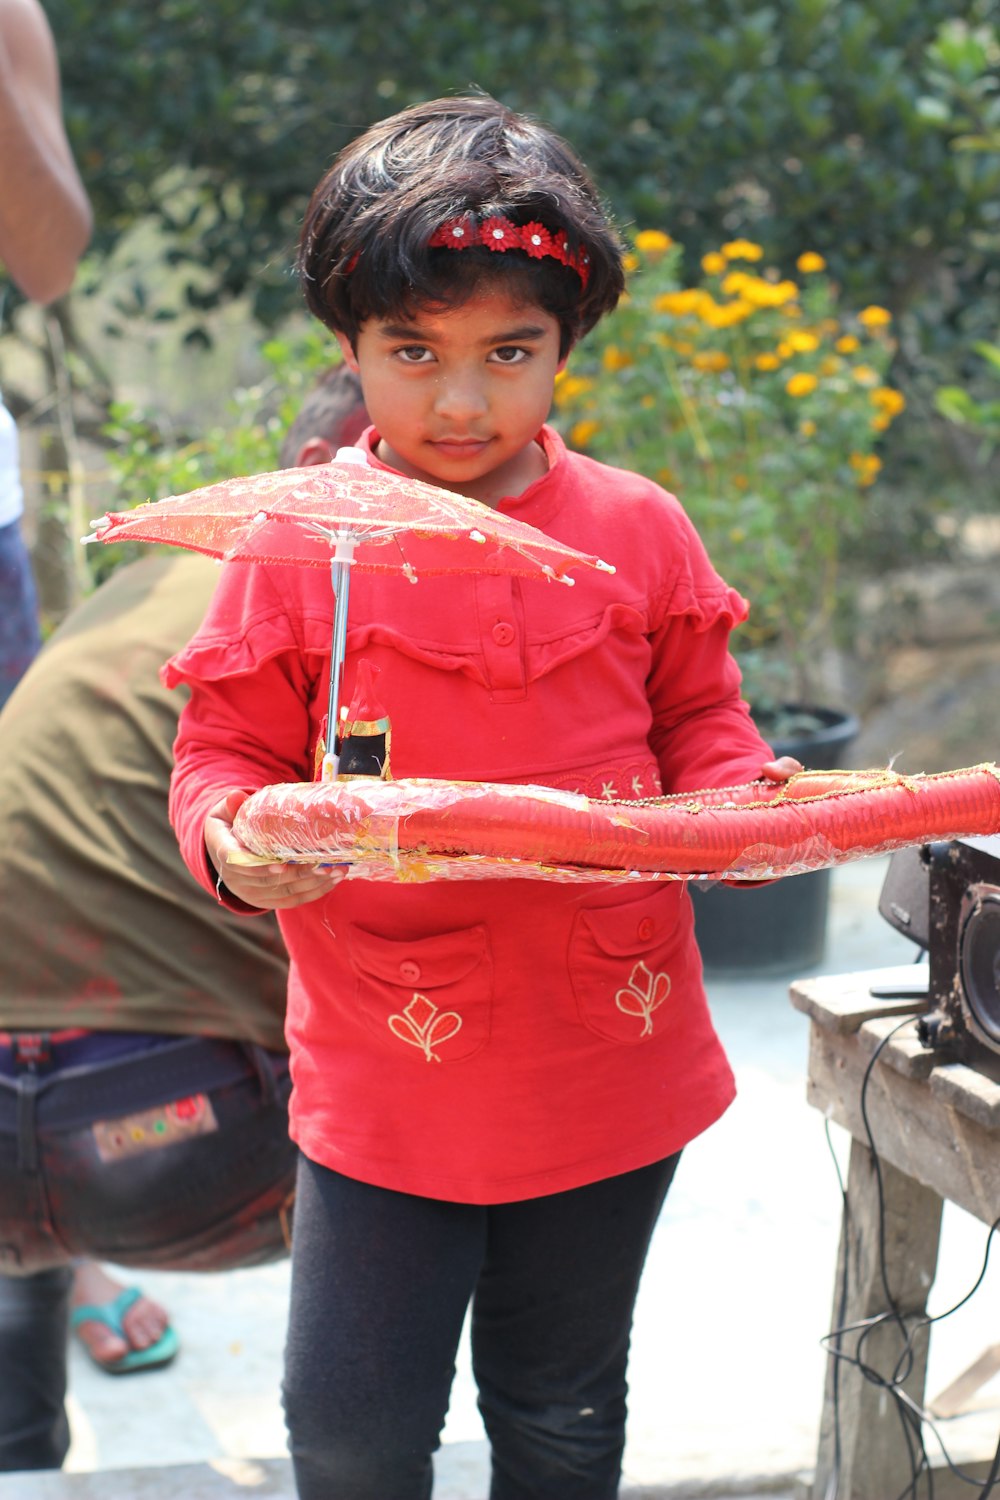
left=0, top=1266, right=72, bottom=1471
left=69, top=1261, right=175, bottom=1373
left=472, top=1154, right=681, bottom=1500
left=0, top=517, right=42, bottom=710
left=283, top=1155, right=486, bottom=1500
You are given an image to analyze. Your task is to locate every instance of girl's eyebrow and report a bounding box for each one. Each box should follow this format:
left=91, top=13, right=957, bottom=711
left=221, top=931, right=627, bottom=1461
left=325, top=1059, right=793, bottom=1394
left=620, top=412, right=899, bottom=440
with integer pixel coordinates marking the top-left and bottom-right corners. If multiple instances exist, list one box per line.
left=376, top=321, right=550, bottom=344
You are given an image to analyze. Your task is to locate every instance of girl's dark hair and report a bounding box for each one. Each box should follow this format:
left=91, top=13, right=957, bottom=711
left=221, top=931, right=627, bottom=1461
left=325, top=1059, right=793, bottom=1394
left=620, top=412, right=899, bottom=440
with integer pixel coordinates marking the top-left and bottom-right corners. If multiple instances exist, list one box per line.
left=298, top=95, right=625, bottom=358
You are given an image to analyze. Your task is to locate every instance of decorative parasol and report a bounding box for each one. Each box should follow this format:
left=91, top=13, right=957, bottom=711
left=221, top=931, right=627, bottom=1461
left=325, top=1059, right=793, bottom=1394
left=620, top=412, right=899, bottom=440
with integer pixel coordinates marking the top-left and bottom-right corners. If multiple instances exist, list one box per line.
left=86, top=447, right=614, bottom=777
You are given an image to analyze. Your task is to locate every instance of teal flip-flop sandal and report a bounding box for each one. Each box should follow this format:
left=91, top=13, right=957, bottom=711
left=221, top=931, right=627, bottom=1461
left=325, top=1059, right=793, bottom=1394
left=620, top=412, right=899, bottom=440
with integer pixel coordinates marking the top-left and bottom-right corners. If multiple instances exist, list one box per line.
left=70, top=1286, right=180, bottom=1375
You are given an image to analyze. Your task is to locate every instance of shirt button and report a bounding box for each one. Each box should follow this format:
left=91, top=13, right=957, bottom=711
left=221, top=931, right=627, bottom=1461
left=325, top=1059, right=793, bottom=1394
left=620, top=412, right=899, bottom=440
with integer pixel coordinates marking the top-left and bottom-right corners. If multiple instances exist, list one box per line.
left=492, top=622, right=515, bottom=646
left=637, top=918, right=655, bottom=942
left=399, top=960, right=421, bottom=983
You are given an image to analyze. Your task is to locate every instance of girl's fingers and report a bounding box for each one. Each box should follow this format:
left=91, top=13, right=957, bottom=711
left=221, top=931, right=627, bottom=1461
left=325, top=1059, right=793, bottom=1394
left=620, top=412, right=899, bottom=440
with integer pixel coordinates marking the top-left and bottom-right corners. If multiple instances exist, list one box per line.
left=222, top=859, right=348, bottom=910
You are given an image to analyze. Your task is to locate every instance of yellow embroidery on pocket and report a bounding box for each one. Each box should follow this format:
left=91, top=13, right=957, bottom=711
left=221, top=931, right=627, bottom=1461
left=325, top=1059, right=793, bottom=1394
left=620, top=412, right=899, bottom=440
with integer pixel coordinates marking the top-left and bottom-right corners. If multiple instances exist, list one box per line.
left=615, top=962, right=671, bottom=1037
left=388, top=992, right=463, bottom=1062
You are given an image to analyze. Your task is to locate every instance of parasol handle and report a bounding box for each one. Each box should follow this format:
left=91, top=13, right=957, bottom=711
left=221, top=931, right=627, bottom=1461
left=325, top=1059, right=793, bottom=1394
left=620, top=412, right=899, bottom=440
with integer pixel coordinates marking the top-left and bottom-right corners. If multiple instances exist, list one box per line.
left=323, top=537, right=358, bottom=781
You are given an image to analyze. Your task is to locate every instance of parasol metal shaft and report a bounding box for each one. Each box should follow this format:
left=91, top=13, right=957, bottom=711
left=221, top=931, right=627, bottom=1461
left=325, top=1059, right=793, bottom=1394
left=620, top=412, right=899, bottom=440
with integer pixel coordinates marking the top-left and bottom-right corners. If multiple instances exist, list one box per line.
left=322, top=534, right=358, bottom=782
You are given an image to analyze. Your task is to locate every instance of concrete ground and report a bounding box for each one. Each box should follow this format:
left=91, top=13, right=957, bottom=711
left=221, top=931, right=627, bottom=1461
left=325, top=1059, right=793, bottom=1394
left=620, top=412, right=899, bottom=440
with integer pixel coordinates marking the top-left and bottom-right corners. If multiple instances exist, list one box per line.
left=16, top=855, right=1000, bottom=1497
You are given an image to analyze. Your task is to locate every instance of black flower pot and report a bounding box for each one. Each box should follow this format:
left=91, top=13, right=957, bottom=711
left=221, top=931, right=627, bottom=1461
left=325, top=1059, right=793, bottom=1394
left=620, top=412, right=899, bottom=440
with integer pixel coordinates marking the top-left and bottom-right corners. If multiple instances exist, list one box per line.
left=690, top=706, right=860, bottom=977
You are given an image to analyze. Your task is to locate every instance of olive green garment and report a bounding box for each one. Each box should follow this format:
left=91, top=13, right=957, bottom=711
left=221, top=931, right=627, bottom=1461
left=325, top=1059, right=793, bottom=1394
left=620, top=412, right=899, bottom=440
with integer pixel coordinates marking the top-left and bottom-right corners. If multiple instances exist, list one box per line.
left=0, top=551, right=288, bottom=1051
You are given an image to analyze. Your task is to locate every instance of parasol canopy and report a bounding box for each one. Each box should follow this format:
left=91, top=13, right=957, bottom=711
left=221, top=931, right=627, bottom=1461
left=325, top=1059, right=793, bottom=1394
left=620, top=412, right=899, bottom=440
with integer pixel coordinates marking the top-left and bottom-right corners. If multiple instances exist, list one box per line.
left=85, top=448, right=612, bottom=583
left=86, top=447, right=614, bottom=777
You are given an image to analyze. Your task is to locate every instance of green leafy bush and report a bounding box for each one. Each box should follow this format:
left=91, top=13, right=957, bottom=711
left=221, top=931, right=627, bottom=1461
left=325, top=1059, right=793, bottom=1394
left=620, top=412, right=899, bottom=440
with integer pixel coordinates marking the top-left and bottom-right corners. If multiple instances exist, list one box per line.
left=936, top=340, right=1000, bottom=462
left=553, top=232, right=905, bottom=716
left=93, top=327, right=333, bottom=584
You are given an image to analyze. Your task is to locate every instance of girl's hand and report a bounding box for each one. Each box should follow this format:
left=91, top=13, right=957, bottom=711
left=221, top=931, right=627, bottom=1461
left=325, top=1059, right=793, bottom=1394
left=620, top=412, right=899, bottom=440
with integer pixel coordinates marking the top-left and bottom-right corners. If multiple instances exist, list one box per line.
left=205, top=789, right=348, bottom=910
left=759, top=755, right=804, bottom=783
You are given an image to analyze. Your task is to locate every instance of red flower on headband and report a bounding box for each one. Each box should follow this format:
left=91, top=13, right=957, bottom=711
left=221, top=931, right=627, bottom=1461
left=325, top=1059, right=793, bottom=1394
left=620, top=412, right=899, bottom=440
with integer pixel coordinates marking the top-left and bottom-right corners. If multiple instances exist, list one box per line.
left=422, top=214, right=591, bottom=287
left=519, top=222, right=554, bottom=259
left=429, top=217, right=475, bottom=250
left=551, top=233, right=591, bottom=287
left=480, top=216, right=520, bottom=252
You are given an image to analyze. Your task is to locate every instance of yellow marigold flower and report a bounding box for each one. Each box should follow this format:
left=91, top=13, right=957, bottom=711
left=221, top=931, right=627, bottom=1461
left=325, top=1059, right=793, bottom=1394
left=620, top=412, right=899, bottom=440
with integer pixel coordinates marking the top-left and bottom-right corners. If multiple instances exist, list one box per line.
left=700, top=299, right=754, bottom=328
left=634, top=229, right=674, bottom=255
left=787, top=330, right=820, bottom=353
left=859, top=305, right=892, bottom=328
left=754, top=353, right=781, bottom=371
left=732, top=474, right=749, bottom=490
left=622, top=252, right=639, bottom=273
left=701, top=251, right=728, bottom=275
left=851, top=365, right=880, bottom=386
left=796, top=251, right=827, bottom=273
left=640, top=394, right=656, bottom=409
left=721, top=270, right=752, bottom=297
left=835, top=334, right=860, bottom=353
left=799, top=419, right=817, bottom=437
left=785, top=372, right=818, bottom=397
left=692, top=350, right=731, bottom=373
left=602, top=345, right=634, bottom=372
left=871, top=413, right=891, bottom=432
left=653, top=288, right=706, bottom=316
left=740, top=276, right=798, bottom=308
left=777, top=341, right=793, bottom=359
left=850, top=452, right=882, bottom=486
left=552, top=375, right=595, bottom=407
left=871, top=387, right=906, bottom=416
left=721, top=238, right=764, bottom=261
left=569, top=419, right=601, bottom=448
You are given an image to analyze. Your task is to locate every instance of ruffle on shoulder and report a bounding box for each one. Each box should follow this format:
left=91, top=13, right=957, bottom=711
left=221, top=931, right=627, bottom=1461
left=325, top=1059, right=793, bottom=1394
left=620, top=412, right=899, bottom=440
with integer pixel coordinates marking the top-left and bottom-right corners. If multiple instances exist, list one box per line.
left=162, top=603, right=333, bottom=688
left=661, top=569, right=749, bottom=633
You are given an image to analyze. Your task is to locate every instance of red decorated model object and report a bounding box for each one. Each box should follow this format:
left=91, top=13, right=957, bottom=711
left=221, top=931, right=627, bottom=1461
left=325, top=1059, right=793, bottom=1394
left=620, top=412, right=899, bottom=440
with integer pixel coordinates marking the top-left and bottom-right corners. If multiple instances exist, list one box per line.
left=87, top=452, right=1000, bottom=883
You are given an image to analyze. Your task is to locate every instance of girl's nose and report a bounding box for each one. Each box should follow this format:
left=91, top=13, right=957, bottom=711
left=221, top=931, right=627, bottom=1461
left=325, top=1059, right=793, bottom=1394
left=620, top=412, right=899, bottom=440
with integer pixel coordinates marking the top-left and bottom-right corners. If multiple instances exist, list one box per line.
left=432, top=371, right=488, bottom=421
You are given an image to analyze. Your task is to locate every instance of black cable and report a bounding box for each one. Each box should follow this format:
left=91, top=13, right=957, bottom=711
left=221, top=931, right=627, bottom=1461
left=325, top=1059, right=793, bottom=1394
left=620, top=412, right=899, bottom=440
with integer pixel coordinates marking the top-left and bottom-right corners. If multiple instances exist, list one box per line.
left=821, top=1014, right=1000, bottom=1498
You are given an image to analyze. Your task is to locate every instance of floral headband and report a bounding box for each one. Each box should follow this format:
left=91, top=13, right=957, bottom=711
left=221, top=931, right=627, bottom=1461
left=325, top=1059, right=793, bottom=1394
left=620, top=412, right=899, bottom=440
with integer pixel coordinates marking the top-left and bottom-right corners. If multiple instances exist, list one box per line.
left=427, top=215, right=591, bottom=287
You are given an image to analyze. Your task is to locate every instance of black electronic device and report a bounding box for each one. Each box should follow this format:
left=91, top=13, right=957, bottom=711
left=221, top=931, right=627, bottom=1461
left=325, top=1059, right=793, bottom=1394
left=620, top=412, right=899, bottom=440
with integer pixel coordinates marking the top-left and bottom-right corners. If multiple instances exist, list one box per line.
left=877, top=837, right=1000, bottom=1065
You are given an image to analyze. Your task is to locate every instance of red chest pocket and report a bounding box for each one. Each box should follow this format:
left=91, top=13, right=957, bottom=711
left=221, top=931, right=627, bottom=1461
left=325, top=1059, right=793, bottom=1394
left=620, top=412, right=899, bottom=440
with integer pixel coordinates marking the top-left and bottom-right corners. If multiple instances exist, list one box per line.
left=568, top=886, right=693, bottom=1044
left=346, top=923, right=493, bottom=1063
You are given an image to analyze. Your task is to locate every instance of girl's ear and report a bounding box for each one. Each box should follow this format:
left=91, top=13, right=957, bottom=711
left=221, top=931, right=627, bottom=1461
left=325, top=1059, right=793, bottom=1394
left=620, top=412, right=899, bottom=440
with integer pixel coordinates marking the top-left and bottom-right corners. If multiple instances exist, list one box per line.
left=335, top=331, right=360, bottom=371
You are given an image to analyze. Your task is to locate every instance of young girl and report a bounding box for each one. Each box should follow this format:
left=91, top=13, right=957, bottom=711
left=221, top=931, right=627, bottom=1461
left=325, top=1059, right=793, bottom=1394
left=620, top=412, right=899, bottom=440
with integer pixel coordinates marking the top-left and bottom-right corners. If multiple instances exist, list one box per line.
left=167, top=95, right=799, bottom=1500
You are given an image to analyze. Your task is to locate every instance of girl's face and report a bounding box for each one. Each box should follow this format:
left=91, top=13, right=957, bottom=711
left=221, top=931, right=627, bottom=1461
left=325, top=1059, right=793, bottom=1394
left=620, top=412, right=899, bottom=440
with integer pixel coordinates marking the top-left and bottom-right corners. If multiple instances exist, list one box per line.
left=336, top=288, right=567, bottom=507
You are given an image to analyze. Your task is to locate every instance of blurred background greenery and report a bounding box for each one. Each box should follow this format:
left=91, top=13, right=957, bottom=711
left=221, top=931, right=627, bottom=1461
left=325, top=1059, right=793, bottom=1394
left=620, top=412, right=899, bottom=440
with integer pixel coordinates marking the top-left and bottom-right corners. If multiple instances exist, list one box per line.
left=1, top=0, right=996, bottom=730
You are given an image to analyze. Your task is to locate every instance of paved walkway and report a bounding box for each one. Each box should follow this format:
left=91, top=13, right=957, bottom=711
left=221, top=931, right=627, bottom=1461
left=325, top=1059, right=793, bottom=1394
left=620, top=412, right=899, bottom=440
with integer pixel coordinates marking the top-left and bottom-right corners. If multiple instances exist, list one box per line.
left=25, top=857, right=1000, bottom=1495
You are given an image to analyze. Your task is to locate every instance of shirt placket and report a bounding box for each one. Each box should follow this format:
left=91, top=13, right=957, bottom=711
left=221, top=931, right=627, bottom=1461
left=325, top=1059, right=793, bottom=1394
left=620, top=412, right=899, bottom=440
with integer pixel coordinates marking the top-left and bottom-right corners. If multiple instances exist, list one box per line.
left=475, top=575, right=527, bottom=701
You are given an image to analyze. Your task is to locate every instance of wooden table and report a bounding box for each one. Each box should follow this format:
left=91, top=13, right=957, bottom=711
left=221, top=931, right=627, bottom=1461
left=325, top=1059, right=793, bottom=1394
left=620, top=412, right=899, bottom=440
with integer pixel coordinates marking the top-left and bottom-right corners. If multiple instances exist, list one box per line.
left=791, top=964, right=1000, bottom=1500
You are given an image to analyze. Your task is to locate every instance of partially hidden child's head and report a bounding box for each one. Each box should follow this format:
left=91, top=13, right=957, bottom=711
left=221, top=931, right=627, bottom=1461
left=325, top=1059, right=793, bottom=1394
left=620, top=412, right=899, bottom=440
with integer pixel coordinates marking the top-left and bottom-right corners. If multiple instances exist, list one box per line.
left=298, top=94, right=625, bottom=360
left=278, top=364, right=369, bottom=469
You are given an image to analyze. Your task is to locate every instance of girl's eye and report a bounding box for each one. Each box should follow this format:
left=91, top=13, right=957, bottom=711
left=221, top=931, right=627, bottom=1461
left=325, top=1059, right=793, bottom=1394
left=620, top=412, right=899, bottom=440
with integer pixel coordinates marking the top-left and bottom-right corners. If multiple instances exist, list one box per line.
left=396, top=345, right=434, bottom=364
left=490, top=346, right=528, bottom=364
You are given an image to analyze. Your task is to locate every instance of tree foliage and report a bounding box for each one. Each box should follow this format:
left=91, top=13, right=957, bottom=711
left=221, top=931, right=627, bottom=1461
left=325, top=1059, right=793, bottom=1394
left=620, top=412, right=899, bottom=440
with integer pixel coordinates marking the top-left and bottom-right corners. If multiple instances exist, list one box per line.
left=43, top=0, right=999, bottom=341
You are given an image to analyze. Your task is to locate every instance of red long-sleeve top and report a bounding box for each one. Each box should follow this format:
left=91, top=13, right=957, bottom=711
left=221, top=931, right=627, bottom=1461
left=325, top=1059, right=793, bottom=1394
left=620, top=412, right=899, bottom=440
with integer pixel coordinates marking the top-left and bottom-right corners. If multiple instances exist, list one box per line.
left=166, top=427, right=773, bottom=1202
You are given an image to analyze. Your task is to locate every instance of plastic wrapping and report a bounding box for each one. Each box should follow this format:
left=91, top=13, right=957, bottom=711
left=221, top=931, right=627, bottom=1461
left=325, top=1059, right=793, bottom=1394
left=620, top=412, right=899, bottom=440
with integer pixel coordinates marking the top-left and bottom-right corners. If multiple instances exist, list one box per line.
left=230, top=763, right=1000, bottom=884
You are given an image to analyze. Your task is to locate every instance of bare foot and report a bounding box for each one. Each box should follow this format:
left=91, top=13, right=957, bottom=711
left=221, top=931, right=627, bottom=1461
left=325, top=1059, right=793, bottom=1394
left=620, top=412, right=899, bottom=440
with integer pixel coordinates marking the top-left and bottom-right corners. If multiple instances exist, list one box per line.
left=70, top=1262, right=171, bottom=1368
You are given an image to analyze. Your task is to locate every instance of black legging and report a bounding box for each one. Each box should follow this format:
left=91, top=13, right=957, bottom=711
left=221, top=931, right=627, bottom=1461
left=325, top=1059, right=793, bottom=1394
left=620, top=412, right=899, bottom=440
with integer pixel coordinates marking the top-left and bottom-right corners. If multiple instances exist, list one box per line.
left=283, top=1150, right=680, bottom=1500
